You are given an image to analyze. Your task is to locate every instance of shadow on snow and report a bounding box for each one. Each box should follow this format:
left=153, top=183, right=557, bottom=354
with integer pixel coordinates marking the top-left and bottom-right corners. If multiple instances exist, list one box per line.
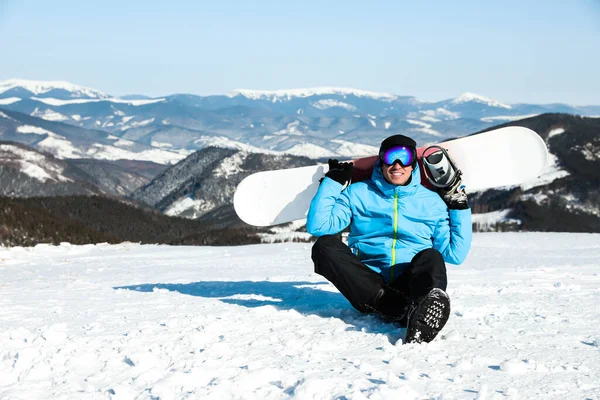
left=114, top=280, right=402, bottom=337
left=115, top=280, right=348, bottom=318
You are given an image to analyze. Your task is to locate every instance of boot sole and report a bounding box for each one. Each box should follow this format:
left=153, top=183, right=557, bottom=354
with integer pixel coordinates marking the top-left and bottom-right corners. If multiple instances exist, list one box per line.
left=405, top=288, right=450, bottom=344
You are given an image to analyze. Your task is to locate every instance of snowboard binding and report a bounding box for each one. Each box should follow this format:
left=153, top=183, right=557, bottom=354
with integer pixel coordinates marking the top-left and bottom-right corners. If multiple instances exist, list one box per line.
left=421, top=145, right=463, bottom=190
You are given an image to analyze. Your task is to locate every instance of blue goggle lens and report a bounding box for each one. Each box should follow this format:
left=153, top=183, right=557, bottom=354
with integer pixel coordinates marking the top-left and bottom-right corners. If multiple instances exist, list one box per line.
left=380, top=146, right=416, bottom=167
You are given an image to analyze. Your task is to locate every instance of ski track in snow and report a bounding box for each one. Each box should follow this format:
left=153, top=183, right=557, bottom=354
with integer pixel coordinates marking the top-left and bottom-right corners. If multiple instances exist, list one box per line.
left=1, top=233, right=599, bottom=399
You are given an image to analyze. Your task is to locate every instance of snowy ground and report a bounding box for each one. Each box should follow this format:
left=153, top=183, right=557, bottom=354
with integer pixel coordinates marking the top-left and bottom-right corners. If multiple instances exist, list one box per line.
left=1, top=233, right=599, bottom=399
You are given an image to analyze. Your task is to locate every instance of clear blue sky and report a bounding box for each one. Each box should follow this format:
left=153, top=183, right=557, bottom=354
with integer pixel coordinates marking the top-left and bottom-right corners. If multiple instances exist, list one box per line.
left=1, top=0, right=599, bottom=104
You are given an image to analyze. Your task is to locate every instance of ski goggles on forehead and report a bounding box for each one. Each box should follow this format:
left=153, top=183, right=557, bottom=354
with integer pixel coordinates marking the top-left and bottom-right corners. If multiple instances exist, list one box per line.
left=379, top=145, right=416, bottom=167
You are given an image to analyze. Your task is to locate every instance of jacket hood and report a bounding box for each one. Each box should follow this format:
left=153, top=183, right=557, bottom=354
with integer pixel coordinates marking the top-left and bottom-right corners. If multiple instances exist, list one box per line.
left=371, top=159, right=421, bottom=198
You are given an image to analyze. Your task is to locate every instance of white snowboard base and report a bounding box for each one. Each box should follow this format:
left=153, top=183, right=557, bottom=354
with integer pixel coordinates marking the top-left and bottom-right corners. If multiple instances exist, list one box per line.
left=234, top=127, right=548, bottom=227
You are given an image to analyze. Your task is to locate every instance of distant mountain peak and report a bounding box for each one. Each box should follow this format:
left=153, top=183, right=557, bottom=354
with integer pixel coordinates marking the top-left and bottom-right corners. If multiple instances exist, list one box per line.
left=0, top=78, right=109, bottom=99
left=227, top=87, right=398, bottom=101
left=452, top=92, right=512, bottom=109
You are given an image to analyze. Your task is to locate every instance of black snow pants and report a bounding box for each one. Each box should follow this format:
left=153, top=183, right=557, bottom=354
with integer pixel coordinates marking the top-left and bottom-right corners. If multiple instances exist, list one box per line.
left=311, top=235, right=447, bottom=324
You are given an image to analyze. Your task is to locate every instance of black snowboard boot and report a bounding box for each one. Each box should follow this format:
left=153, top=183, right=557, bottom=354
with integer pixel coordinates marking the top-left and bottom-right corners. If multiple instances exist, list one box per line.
left=371, top=285, right=410, bottom=321
left=405, top=288, right=450, bottom=344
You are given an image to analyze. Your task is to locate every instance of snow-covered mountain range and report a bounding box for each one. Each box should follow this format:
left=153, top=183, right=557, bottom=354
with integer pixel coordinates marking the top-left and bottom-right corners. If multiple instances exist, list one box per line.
left=1, top=113, right=599, bottom=236
left=2, top=79, right=600, bottom=162
left=130, top=114, right=600, bottom=233
left=2, top=80, right=600, bottom=233
left=0, top=141, right=168, bottom=198
left=0, top=108, right=191, bottom=165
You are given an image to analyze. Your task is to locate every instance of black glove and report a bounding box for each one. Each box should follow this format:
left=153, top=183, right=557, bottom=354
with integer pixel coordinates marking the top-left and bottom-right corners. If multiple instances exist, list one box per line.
left=438, top=179, right=469, bottom=210
left=324, top=159, right=353, bottom=186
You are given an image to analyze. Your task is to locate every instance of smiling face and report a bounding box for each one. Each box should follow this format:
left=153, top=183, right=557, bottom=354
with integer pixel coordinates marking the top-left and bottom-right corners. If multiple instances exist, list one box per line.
left=382, top=162, right=413, bottom=186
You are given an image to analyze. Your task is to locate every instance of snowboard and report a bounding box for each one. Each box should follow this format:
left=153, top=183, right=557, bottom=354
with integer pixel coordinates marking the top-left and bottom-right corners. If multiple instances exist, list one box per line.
left=234, top=126, right=548, bottom=227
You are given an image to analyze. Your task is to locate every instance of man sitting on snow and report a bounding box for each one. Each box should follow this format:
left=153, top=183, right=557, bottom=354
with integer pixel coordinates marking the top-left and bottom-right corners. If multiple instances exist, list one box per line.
left=306, top=134, right=472, bottom=343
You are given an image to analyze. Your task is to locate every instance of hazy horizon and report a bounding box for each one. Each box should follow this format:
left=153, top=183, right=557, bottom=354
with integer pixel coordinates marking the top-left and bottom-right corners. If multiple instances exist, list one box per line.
left=2, top=1, right=599, bottom=105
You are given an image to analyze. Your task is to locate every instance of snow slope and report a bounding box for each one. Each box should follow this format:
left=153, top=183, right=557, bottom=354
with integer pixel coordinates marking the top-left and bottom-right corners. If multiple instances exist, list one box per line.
left=1, top=233, right=599, bottom=399
left=0, top=144, right=72, bottom=183
left=0, top=97, right=21, bottom=105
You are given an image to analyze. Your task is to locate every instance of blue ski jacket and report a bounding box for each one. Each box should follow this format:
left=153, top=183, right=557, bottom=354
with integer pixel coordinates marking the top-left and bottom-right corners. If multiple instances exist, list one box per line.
left=307, top=161, right=472, bottom=283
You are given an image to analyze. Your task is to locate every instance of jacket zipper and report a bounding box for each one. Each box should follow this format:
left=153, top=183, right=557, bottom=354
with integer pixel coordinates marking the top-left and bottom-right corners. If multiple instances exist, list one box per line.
left=390, top=192, right=398, bottom=281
